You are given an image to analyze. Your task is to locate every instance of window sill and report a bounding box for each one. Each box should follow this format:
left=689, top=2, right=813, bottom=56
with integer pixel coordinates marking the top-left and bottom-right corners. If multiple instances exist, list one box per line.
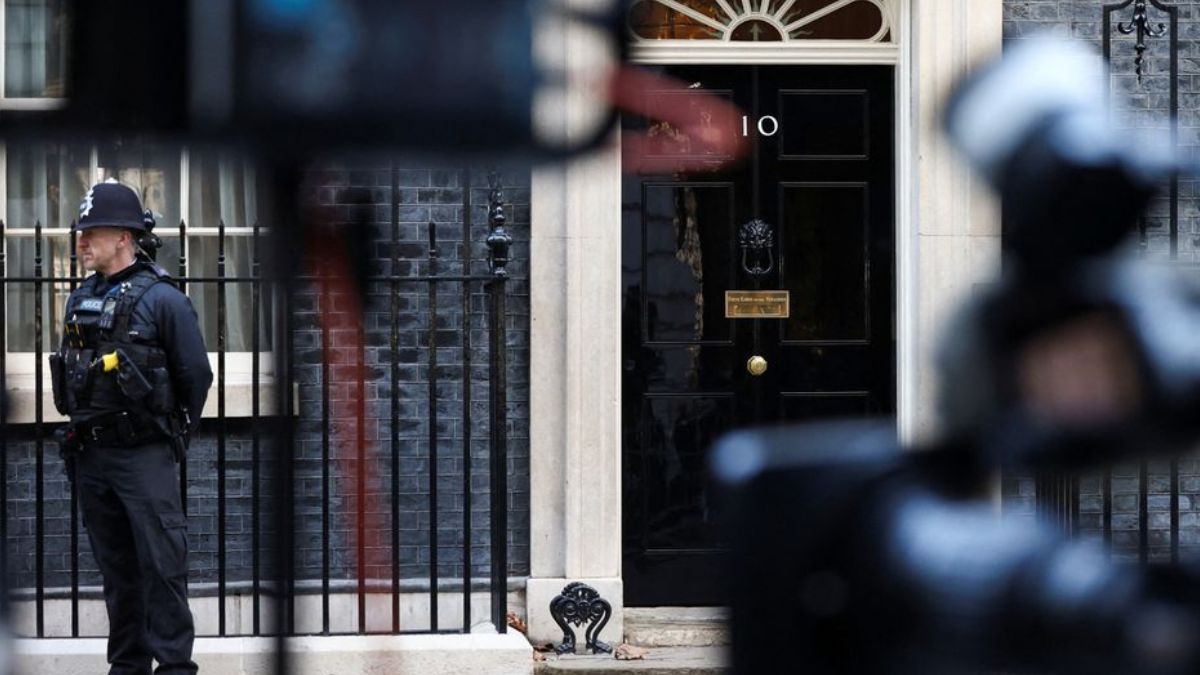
left=4, top=353, right=291, bottom=424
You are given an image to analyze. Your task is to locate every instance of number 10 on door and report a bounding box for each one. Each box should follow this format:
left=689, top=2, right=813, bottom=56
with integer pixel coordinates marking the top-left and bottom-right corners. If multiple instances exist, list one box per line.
left=742, top=115, right=779, bottom=137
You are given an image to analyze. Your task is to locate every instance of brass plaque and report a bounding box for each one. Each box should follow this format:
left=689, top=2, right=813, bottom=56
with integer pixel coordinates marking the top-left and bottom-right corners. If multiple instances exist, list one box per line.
left=725, top=291, right=790, bottom=319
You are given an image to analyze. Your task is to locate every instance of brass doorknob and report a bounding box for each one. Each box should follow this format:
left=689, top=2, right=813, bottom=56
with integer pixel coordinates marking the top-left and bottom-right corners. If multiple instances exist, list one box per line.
left=747, top=355, right=768, bottom=376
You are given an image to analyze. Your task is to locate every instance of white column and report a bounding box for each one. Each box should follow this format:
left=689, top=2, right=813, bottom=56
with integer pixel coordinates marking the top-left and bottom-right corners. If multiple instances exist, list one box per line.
left=905, top=0, right=1003, bottom=441
left=526, top=0, right=625, bottom=648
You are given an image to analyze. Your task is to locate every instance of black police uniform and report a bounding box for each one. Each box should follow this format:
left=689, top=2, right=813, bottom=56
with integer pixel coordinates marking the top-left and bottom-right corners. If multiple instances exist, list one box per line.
left=51, top=182, right=212, bottom=675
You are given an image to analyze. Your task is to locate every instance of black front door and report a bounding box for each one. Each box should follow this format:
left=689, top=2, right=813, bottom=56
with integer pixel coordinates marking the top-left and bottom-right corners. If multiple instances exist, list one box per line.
left=621, top=65, right=895, bottom=606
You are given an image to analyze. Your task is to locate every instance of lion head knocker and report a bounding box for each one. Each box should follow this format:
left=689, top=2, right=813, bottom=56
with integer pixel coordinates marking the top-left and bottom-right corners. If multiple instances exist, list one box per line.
left=739, top=219, right=775, bottom=278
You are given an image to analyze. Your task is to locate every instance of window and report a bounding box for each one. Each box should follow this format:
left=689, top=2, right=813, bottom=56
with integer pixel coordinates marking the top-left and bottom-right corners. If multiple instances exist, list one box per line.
left=3, top=143, right=273, bottom=353
left=1, top=0, right=274, bottom=420
left=628, top=0, right=894, bottom=42
left=4, top=0, right=66, bottom=99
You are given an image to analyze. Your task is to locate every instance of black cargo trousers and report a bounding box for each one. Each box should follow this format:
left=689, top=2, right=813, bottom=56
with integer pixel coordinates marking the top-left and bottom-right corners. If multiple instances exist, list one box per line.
left=77, top=437, right=197, bottom=675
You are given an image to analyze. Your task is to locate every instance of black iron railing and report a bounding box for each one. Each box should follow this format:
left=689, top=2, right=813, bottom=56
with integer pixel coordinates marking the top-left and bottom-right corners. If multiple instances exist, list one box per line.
left=0, top=167, right=513, bottom=639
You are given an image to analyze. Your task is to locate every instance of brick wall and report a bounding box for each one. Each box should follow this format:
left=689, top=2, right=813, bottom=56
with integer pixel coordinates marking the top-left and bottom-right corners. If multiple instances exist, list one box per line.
left=2, top=162, right=532, bottom=600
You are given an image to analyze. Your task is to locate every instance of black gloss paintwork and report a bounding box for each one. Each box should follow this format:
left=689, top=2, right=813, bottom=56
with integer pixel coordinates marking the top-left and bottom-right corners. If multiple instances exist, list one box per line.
left=622, top=66, right=896, bottom=606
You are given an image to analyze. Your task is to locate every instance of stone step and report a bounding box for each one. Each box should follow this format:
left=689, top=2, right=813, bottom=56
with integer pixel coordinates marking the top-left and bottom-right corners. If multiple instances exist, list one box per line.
left=535, top=646, right=728, bottom=675
left=623, top=608, right=729, bottom=647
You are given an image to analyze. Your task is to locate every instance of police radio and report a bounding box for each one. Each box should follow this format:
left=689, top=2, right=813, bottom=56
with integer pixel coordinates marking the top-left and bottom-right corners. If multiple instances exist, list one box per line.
left=135, top=210, right=162, bottom=262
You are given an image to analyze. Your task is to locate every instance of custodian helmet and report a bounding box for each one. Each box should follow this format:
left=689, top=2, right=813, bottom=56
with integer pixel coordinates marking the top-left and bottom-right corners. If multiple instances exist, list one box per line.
left=75, top=178, right=156, bottom=233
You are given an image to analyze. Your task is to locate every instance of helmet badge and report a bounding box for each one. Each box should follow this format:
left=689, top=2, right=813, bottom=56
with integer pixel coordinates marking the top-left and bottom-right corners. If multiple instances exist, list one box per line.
left=80, top=188, right=95, bottom=219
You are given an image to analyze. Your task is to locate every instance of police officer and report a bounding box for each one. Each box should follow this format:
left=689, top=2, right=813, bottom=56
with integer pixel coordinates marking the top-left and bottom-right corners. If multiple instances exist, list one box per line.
left=51, top=179, right=212, bottom=675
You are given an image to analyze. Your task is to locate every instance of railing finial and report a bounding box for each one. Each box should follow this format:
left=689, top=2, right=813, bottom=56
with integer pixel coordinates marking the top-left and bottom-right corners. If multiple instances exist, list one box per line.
left=1116, top=0, right=1168, bottom=84
left=486, top=170, right=512, bottom=278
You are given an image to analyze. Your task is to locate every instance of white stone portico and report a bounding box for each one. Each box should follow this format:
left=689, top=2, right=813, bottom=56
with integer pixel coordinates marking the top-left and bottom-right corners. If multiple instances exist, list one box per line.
left=526, top=0, right=1004, bottom=648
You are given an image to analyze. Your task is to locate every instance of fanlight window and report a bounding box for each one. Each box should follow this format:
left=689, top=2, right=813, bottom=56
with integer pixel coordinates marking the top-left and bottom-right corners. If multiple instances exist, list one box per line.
left=629, top=0, right=893, bottom=42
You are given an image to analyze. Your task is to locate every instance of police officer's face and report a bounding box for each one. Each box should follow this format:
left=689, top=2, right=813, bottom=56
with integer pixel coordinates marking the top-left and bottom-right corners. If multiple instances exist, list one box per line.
left=76, top=227, right=133, bottom=275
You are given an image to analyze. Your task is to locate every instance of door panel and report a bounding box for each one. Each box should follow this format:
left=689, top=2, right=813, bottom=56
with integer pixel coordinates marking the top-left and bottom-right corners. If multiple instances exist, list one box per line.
left=779, top=392, right=871, bottom=421
left=638, top=395, right=733, bottom=552
left=644, top=89, right=741, bottom=163
left=641, top=183, right=737, bottom=344
left=779, top=182, right=869, bottom=342
left=778, top=90, right=870, bottom=159
left=622, top=65, right=895, bottom=607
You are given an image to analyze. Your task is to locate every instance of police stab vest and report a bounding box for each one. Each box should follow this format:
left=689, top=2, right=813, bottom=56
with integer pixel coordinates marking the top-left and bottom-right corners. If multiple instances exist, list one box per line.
left=50, top=265, right=180, bottom=430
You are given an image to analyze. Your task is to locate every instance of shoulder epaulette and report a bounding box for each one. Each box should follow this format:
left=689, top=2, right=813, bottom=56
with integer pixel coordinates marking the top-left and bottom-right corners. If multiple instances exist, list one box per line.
left=134, top=262, right=176, bottom=288
left=129, top=264, right=173, bottom=292
left=148, top=263, right=173, bottom=280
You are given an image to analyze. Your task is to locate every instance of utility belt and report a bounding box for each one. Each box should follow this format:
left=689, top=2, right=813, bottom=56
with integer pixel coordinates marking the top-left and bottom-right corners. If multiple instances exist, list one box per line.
left=72, top=410, right=166, bottom=447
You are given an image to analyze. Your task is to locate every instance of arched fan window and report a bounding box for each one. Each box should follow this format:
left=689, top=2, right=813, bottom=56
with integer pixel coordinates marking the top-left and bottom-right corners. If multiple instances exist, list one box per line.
left=629, top=0, right=894, bottom=42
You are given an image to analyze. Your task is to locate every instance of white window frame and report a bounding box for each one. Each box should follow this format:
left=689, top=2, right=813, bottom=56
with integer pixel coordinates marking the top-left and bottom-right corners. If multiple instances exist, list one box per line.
left=0, top=146, right=281, bottom=422
left=0, top=3, right=277, bottom=421
left=628, top=0, right=898, bottom=47
left=0, top=0, right=67, bottom=112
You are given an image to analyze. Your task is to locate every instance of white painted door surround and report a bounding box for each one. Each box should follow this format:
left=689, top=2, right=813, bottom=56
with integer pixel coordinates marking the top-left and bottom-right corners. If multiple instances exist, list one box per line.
left=526, top=0, right=1002, bottom=647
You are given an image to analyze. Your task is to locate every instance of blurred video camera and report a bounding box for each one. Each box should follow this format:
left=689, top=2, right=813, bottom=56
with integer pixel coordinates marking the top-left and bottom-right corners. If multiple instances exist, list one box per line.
left=714, top=40, right=1200, bottom=675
